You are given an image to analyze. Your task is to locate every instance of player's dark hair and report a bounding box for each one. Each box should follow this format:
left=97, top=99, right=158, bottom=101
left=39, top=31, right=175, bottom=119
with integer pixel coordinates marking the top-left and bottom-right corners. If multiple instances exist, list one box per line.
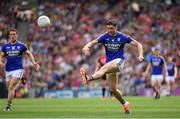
left=105, top=19, right=117, bottom=27
left=155, top=48, right=160, bottom=51
left=8, top=28, right=18, bottom=35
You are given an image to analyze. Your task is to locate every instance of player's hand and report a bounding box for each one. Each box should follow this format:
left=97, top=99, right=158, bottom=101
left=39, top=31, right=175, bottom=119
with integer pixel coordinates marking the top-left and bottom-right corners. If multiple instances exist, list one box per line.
left=138, top=55, right=144, bottom=62
left=34, top=62, right=40, bottom=71
left=144, top=71, right=148, bottom=77
left=82, top=47, right=90, bottom=54
left=165, top=71, right=168, bottom=77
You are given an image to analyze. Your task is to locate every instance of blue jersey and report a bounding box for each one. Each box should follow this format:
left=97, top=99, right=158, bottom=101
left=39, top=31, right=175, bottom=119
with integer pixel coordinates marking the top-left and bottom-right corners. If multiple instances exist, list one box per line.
left=167, top=63, right=175, bottom=76
left=98, top=32, right=132, bottom=62
left=150, top=56, right=165, bottom=75
left=1, top=41, right=28, bottom=71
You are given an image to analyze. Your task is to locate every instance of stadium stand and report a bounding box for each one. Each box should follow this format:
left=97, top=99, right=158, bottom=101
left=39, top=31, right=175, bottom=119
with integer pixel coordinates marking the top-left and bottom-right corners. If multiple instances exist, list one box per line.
left=0, top=0, right=179, bottom=98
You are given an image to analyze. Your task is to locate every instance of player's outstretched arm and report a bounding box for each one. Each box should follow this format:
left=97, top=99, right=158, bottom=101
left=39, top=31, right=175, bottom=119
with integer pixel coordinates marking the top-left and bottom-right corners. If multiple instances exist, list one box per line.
left=130, top=39, right=144, bottom=61
left=25, top=50, right=40, bottom=71
left=82, top=39, right=99, bottom=54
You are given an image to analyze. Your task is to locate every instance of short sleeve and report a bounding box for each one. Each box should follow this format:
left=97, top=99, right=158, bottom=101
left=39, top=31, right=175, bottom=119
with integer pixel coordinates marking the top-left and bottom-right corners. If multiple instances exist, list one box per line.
left=122, top=34, right=132, bottom=43
left=161, top=56, right=165, bottom=65
left=97, top=34, right=105, bottom=43
left=21, top=43, right=28, bottom=52
left=173, top=63, right=176, bottom=67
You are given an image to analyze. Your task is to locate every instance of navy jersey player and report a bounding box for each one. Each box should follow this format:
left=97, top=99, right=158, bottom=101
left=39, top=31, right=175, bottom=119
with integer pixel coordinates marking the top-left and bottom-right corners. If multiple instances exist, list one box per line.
left=80, top=19, right=144, bottom=114
left=166, top=56, right=177, bottom=96
left=0, top=29, right=40, bottom=111
left=145, top=48, right=168, bottom=99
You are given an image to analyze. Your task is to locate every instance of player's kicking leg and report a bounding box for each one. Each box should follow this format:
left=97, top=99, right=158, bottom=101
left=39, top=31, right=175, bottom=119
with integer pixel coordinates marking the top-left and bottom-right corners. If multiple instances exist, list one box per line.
left=4, top=77, right=21, bottom=112
left=80, top=60, right=118, bottom=84
left=80, top=60, right=130, bottom=114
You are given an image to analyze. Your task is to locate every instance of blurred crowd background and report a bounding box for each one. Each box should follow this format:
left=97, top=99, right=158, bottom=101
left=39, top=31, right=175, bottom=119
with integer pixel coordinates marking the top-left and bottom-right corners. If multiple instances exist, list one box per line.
left=0, top=0, right=180, bottom=98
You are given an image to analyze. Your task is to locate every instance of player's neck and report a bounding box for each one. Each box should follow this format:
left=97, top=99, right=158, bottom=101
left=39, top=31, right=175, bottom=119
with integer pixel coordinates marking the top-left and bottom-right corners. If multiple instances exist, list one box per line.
left=154, top=54, right=159, bottom=57
left=109, top=33, right=116, bottom=37
left=10, top=40, right=18, bottom=44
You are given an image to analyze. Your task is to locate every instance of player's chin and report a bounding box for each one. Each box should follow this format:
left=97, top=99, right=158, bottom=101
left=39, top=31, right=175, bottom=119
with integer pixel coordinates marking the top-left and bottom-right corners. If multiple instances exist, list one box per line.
left=109, top=32, right=116, bottom=36
left=11, top=38, right=16, bottom=42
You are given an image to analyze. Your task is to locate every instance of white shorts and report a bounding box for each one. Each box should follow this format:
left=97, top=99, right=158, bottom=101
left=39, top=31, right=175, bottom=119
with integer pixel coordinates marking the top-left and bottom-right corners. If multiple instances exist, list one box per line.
left=112, top=58, right=125, bottom=71
left=6, top=69, right=24, bottom=81
left=151, top=75, right=163, bottom=82
left=166, top=76, right=174, bottom=82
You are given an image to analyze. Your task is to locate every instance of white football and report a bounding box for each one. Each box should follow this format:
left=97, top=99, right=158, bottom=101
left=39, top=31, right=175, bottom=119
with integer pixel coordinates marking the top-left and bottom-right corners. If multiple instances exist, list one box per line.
left=37, top=15, right=50, bottom=28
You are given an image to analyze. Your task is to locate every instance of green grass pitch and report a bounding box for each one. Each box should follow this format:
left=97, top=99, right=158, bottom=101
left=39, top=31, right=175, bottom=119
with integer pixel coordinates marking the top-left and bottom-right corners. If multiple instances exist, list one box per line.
left=0, top=96, right=180, bottom=118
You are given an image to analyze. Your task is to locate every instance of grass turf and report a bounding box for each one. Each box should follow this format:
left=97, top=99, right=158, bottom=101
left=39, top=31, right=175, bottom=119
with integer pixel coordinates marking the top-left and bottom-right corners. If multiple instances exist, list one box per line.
left=0, top=96, right=180, bottom=118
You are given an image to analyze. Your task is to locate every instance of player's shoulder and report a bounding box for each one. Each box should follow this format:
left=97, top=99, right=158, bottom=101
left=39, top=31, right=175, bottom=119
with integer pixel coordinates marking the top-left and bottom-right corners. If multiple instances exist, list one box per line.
left=17, top=41, right=27, bottom=46
left=2, top=41, right=10, bottom=45
left=151, top=55, right=158, bottom=60
left=169, top=62, right=175, bottom=66
left=99, top=32, right=108, bottom=37
left=97, top=32, right=108, bottom=40
left=117, top=31, right=130, bottom=37
left=17, top=41, right=25, bottom=45
left=158, top=55, right=166, bottom=61
left=116, top=32, right=133, bottom=42
left=117, top=31, right=124, bottom=35
left=172, top=62, right=176, bottom=66
left=1, top=42, right=11, bottom=51
left=1, top=42, right=10, bottom=47
left=168, top=62, right=176, bottom=67
left=150, top=55, right=154, bottom=60
left=159, top=55, right=165, bottom=59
